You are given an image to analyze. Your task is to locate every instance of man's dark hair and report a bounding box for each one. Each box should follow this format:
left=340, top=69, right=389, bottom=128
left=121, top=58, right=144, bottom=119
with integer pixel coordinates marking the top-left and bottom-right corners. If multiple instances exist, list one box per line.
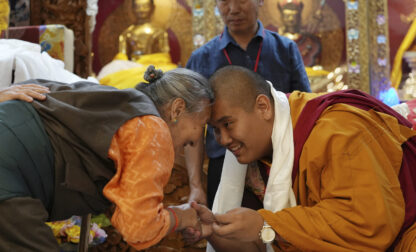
left=209, top=65, right=272, bottom=111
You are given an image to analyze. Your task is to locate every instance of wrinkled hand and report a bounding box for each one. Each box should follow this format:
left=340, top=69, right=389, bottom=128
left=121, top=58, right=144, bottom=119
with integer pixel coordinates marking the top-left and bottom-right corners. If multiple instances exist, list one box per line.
left=212, top=207, right=264, bottom=242
left=169, top=203, right=200, bottom=232
left=0, top=84, right=49, bottom=103
left=182, top=202, right=216, bottom=244
left=188, top=185, right=207, bottom=206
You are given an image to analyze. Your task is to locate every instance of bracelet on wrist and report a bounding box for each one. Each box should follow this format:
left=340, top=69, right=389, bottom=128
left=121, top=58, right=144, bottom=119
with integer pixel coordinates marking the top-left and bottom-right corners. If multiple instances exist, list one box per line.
left=167, top=208, right=179, bottom=232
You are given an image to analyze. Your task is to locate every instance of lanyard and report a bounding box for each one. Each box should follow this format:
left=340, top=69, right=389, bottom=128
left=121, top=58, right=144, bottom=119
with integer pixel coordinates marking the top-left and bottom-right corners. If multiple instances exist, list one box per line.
left=220, top=30, right=264, bottom=73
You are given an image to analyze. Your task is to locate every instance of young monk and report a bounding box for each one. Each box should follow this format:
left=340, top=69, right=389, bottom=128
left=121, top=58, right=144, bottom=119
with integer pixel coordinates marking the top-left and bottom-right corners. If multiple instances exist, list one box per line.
left=0, top=66, right=212, bottom=251
left=184, top=65, right=416, bottom=252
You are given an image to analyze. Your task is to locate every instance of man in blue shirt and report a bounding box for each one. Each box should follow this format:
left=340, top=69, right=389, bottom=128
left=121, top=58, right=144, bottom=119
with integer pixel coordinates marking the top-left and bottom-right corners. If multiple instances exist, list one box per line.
left=185, top=0, right=311, bottom=208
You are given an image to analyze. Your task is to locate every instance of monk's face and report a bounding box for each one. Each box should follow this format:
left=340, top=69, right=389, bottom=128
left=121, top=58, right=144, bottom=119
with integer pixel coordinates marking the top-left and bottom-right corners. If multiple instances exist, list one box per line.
left=216, top=0, right=264, bottom=36
left=210, top=95, right=273, bottom=164
left=133, top=0, right=154, bottom=20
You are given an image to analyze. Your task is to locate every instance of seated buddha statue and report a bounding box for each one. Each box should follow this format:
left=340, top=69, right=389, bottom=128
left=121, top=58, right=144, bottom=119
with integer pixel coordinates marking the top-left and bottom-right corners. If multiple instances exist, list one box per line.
left=278, top=0, right=321, bottom=67
left=99, top=0, right=176, bottom=89
left=118, top=0, right=169, bottom=62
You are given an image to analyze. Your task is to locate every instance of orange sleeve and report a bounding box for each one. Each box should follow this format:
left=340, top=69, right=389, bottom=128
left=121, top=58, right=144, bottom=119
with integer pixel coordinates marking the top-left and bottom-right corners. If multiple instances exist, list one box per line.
left=103, top=115, right=175, bottom=250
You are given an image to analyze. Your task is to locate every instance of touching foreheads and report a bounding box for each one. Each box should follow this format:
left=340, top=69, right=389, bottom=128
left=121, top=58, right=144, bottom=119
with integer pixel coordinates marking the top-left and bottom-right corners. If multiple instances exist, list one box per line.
left=209, top=65, right=272, bottom=111
left=136, top=66, right=214, bottom=113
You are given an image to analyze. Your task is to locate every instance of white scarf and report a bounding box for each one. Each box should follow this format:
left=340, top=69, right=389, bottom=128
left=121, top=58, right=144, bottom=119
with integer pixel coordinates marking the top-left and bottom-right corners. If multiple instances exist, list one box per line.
left=207, top=83, right=297, bottom=252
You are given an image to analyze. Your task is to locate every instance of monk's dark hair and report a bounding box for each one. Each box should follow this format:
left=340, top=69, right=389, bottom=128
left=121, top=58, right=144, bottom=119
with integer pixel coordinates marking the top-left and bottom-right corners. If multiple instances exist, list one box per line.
left=209, top=65, right=272, bottom=112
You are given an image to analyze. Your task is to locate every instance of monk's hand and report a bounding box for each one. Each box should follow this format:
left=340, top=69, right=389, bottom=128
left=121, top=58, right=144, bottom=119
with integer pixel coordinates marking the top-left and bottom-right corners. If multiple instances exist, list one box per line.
left=182, top=202, right=216, bottom=244
left=213, top=207, right=264, bottom=242
left=0, top=84, right=49, bottom=103
left=169, top=203, right=200, bottom=232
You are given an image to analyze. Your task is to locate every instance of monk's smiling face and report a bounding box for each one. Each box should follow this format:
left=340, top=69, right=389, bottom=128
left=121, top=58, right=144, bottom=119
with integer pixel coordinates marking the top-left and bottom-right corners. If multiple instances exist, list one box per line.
left=210, top=93, right=273, bottom=164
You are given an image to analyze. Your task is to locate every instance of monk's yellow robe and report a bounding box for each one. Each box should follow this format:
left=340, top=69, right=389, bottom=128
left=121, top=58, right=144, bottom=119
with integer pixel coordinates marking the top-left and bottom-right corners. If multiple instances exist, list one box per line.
left=259, top=92, right=416, bottom=251
left=394, top=223, right=416, bottom=251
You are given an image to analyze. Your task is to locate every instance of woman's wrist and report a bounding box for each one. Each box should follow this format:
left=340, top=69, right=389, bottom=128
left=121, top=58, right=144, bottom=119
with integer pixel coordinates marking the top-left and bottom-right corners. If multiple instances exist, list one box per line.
left=167, top=207, right=179, bottom=232
left=168, top=204, right=200, bottom=233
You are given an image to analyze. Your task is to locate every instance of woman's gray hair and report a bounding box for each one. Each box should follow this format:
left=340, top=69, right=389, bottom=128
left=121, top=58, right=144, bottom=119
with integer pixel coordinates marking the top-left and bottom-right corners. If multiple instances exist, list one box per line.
left=136, top=66, right=214, bottom=113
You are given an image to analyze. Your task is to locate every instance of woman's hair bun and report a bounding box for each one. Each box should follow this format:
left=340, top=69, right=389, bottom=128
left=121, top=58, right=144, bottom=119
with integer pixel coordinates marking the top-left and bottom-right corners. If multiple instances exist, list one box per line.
left=144, top=65, right=164, bottom=83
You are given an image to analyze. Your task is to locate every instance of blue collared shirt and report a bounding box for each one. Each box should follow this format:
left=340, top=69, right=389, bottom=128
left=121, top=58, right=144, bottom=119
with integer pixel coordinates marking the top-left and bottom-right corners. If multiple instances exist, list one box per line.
left=186, top=21, right=311, bottom=159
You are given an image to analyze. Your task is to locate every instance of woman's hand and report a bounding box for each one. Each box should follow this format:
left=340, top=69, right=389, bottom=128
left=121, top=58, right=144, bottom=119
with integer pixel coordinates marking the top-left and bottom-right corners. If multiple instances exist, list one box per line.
left=0, top=84, right=50, bottom=103
left=182, top=202, right=216, bottom=244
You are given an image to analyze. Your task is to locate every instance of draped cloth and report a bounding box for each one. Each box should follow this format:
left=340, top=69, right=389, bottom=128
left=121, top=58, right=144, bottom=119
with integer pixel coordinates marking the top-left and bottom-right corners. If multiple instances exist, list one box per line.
left=291, top=89, right=416, bottom=250
left=208, top=83, right=297, bottom=252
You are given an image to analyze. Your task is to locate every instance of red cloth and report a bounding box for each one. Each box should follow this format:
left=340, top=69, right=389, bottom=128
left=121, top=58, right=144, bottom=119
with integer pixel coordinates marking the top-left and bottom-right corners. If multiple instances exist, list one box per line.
left=405, top=99, right=416, bottom=130
left=290, top=90, right=416, bottom=250
left=1, top=25, right=40, bottom=43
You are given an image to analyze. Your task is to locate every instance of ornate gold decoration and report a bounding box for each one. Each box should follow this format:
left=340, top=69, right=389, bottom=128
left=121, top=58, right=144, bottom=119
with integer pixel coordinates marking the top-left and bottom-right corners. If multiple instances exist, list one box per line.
left=345, top=0, right=369, bottom=92
left=400, top=0, right=416, bottom=24
left=259, top=0, right=343, bottom=71
left=191, top=0, right=222, bottom=50
left=345, top=0, right=390, bottom=95
left=99, top=0, right=192, bottom=68
left=369, top=0, right=390, bottom=97
left=204, top=0, right=217, bottom=41
left=191, top=0, right=204, bottom=49
left=261, top=0, right=320, bottom=26
left=118, top=0, right=170, bottom=61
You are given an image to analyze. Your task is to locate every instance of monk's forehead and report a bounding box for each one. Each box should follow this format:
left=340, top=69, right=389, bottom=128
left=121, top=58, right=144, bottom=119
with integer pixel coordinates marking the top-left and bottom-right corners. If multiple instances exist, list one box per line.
left=214, top=80, right=255, bottom=110
left=211, top=95, right=250, bottom=119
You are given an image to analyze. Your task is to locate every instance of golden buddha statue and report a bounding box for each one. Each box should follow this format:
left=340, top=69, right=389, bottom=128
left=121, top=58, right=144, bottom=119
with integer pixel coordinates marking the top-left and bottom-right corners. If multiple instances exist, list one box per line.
left=278, top=0, right=321, bottom=67
left=118, top=0, right=170, bottom=62
left=279, top=1, right=302, bottom=41
left=99, top=0, right=176, bottom=90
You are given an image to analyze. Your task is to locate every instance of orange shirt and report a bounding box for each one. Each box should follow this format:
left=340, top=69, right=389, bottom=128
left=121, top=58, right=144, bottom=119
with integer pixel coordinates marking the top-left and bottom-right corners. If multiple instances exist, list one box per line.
left=103, top=115, right=174, bottom=250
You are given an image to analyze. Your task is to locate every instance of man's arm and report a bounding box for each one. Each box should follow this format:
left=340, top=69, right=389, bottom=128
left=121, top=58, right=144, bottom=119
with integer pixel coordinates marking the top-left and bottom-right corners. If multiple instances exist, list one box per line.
left=184, top=54, right=208, bottom=205
left=184, top=135, right=207, bottom=205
